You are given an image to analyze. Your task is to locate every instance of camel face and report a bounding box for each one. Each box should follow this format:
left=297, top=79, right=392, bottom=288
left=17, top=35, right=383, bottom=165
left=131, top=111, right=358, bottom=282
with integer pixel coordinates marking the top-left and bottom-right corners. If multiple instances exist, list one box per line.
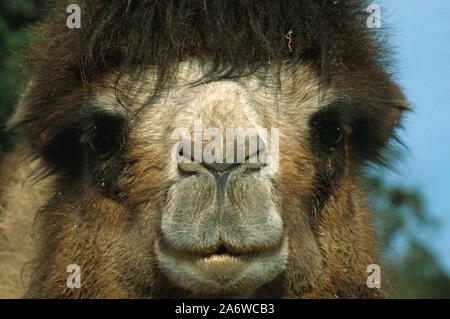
left=84, top=62, right=328, bottom=296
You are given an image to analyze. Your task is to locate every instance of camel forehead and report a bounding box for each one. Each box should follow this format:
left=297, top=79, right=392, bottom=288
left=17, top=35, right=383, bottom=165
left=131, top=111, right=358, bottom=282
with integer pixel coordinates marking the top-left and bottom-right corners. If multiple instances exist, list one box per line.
left=92, top=60, right=335, bottom=131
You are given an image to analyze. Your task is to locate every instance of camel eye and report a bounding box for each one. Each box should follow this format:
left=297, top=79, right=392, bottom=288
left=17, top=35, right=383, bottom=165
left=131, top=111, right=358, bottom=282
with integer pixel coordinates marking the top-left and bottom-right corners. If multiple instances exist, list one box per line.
left=89, top=127, right=114, bottom=156
left=83, top=115, right=125, bottom=159
left=321, top=125, right=344, bottom=147
left=310, top=108, right=345, bottom=151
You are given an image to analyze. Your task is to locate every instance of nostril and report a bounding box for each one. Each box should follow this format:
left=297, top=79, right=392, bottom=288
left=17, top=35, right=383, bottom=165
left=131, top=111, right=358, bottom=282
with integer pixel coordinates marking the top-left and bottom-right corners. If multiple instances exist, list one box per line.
left=246, top=151, right=265, bottom=170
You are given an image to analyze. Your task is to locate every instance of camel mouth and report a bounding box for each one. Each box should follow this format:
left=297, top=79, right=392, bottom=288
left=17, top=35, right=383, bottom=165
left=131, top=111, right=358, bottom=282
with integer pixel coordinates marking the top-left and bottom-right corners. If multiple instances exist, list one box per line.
left=201, top=245, right=233, bottom=259
left=200, top=244, right=247, bottom=258
left=154, top=239, right=289, bottom=296
left=211, top=245, right=230, bottom=256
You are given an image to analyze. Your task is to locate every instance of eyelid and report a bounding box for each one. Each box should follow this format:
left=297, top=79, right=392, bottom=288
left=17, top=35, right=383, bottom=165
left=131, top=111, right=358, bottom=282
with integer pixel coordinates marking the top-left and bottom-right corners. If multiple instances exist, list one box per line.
left=78, top=110, right=127, bottom=144
left=80, top=97, right=127, bottom=115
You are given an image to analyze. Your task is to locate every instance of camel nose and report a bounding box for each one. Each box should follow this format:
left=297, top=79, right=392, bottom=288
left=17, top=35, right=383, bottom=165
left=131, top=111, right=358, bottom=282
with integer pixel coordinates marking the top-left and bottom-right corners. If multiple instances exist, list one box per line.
left=178, top=151, right=265, bottom=175
left=177, top=146, right=265, bottom=175
left=200, top=162, right=240, bottom=173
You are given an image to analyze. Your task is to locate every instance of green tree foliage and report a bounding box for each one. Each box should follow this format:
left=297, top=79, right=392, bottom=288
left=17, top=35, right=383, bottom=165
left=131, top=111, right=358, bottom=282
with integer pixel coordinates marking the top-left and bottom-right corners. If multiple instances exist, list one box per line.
left=0, top=0, right=46, bottom=154
left=366, top=175, right=450, bottom=298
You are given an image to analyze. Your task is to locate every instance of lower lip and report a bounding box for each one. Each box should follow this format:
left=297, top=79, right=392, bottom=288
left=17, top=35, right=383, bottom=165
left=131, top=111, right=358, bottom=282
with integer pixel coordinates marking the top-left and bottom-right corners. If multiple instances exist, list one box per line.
left=156, top=244, right=255, bottom=280
left=197, top=254, right=242, bottom=268
left=184, top=254, right=253, bottom=286
left=195, top=252, right=245, bottom=267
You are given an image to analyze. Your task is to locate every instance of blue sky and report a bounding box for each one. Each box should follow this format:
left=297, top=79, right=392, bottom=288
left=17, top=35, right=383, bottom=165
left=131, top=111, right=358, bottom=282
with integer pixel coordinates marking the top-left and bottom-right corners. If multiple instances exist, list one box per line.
left=379, top=1, right=450, bottom=270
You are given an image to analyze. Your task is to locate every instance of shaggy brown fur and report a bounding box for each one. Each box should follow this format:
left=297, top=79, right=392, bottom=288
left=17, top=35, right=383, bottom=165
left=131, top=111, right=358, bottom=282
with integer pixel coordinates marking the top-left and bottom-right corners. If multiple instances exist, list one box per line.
left=0, top=0, right=407, bottom=298
left=0, top=151, right=53, bottom=298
